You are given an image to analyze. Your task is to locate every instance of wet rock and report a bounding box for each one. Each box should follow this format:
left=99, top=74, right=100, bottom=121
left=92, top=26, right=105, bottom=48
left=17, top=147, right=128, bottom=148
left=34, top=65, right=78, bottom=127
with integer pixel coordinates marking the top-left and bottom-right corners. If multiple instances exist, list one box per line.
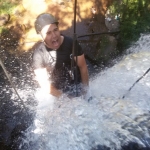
left=80, top=34, right=118, bottom=66
left=105, top=18, right=120, bottom=32
left=105, top=10, right=120, bottom=32
left=96, top=35, right=118, bottom=63
left=0, top=14, right=10, bottom=26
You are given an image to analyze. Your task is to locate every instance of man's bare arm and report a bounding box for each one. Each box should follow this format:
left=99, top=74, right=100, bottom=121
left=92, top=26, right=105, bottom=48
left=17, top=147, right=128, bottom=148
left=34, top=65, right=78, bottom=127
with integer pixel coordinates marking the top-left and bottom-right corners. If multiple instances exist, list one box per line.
left=34, top=68, right=62, bottom=97
left=75, top=54, right=89, bottom=87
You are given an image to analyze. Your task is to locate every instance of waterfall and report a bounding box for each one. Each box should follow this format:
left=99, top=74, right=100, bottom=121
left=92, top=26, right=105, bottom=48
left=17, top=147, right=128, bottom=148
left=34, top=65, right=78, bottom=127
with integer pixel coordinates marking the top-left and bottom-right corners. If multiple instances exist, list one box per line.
left=1, top=34, right=150, bottom=150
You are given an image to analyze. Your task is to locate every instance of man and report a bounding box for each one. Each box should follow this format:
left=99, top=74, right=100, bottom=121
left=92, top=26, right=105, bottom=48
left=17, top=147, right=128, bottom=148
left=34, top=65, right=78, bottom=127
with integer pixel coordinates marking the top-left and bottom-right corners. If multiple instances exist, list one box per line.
left=32, top=13, right=89, bottom=98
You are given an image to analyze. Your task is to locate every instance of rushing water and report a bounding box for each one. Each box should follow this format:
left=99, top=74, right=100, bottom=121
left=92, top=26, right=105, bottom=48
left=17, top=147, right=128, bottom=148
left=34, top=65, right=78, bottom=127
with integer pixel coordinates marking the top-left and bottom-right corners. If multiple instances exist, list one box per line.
left=1, top=34, right=150, bottom=150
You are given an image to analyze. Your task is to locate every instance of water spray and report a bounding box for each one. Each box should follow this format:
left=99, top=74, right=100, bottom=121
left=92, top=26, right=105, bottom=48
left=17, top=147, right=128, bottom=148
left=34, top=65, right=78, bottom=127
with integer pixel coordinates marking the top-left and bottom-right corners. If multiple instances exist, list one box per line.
left=0, top=57, right=27, bottom=111
left=122, top=68, right=150, bottom=99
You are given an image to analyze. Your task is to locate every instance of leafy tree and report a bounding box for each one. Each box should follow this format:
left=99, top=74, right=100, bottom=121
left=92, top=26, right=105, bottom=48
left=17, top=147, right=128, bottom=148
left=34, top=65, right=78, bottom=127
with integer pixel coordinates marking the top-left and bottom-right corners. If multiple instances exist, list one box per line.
left=109, top=0, right=150, bottom=50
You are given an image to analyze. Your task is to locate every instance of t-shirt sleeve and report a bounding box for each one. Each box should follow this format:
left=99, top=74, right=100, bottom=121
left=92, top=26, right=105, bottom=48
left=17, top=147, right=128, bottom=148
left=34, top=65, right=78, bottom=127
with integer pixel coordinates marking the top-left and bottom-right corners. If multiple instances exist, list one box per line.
left=75, top=40, right=83, bottom=56
left=32, top=49, right=44, bottom=70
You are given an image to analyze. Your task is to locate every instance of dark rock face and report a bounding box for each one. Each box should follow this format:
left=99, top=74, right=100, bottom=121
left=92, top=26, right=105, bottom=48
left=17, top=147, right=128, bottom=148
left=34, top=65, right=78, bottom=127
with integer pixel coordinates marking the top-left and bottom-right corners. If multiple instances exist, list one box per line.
left=0, top=49, right=37, bottom=150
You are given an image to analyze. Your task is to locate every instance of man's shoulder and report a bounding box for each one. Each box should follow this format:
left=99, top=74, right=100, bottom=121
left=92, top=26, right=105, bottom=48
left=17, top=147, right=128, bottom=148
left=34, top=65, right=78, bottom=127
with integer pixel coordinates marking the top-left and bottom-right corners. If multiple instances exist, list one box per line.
left=64, top=35, right=73, bottom=43
left=33, top=41, right=46, bottom=53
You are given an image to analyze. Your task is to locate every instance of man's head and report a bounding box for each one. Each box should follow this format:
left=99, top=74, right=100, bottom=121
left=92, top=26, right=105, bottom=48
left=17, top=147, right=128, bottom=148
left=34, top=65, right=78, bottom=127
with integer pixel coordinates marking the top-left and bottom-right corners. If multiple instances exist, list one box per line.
left=35, top=13, right=58, bottom=34
left=35, top=13, right=62, bottom=50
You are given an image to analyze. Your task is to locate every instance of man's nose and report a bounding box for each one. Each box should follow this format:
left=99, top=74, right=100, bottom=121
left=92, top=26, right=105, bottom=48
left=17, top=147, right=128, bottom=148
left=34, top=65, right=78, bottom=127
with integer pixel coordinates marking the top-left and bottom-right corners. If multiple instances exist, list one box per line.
left=51, top=31, right=56, bottom=38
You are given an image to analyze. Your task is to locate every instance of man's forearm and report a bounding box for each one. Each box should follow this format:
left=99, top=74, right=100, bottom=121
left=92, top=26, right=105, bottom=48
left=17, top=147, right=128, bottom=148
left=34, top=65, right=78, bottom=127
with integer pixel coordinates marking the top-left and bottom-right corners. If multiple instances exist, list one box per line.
left=34, top=68, right=62, bottom=97
left=50, top=83, right=62, bottom=97
left=80, top=67, right=89, bottom=87
left=38, top=81, right=62, bottom=97
left=39, top=80, right=62, bottom=97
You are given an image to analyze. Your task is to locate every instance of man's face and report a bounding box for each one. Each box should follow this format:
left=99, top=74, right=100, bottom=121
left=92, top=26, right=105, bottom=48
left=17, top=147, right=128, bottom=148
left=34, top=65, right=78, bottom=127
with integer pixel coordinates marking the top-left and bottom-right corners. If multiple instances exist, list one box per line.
left=40, top=24, right=61, bottom=49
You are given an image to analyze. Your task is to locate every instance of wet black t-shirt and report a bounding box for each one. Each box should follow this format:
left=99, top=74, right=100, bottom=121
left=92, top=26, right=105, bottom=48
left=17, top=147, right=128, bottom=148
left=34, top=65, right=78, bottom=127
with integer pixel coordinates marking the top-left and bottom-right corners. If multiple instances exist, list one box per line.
left=32, top=36, right=83, bottom=91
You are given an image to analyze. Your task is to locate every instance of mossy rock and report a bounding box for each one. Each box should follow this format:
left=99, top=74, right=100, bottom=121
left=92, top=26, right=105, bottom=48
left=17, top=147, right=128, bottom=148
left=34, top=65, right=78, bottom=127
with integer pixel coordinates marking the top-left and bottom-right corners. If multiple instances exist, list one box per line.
left=95, top=35, right=117, bottom=62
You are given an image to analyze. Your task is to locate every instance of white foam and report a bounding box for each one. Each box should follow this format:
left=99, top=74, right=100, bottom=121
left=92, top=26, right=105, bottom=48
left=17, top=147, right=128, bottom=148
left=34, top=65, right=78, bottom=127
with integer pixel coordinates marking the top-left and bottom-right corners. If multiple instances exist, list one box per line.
left=20, top=34, right=150, bottom=150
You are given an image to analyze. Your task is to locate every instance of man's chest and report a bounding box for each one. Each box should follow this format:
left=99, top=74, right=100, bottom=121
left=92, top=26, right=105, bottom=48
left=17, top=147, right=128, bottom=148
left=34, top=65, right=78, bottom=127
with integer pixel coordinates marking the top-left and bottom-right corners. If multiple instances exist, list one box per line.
left=44, top=49, right=71, bottom=67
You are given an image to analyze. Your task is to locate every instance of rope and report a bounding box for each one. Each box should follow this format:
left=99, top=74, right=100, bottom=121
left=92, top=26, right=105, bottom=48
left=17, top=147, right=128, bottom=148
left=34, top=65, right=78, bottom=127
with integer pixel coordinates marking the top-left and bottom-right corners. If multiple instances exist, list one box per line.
left=78, top=31, right=120, bottom=38
left=71, top=0, right=78, bottom=96
left=122, top=68, right=150, bottom=99
left=0, top=57, right=27, bottom=111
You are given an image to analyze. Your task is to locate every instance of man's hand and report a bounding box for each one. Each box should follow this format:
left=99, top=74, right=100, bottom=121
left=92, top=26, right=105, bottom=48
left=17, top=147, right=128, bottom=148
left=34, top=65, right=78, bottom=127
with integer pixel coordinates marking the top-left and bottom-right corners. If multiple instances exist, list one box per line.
left=50, top=84, right=62, bottom=98
left=34, top=68, right=62, bottom=97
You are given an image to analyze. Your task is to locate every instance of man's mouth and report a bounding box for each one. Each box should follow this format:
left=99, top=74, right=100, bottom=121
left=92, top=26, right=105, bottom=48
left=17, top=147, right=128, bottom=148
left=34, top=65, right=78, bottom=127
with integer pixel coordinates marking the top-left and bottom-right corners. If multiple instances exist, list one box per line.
left=52, top=39, right=59, bottom=47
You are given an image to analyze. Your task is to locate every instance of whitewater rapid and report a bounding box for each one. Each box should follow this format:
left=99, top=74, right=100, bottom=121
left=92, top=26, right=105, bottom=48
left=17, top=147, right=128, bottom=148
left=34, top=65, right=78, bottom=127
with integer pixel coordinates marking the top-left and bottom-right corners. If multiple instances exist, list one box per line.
left=19, top=34, right=150, bottom=150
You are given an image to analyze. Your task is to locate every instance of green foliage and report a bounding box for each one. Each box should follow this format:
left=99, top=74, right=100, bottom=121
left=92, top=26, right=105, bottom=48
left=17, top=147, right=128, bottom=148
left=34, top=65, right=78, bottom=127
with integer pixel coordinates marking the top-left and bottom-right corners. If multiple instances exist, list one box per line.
left=0, top=0, right=19, bottom=15
left=109, top=0, right=150, bottom=50
left=0, top=0, right=20, bottom=34
left=95, top=35, right=116, bottom=63
left=0, top=26, right=9, bottom=34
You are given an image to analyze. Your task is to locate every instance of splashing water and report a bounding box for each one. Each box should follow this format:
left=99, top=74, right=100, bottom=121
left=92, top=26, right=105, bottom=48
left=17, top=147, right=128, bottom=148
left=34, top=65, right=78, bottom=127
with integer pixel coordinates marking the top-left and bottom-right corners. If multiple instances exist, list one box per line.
left=5, top=34, right=150, bottom=150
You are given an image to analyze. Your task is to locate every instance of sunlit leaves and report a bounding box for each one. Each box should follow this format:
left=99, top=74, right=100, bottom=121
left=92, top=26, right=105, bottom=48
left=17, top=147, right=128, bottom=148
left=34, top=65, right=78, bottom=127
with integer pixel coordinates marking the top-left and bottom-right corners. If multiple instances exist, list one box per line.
left=109, top=0, right=150, bottom=50
left=0, top=0, right=19, bottom=15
